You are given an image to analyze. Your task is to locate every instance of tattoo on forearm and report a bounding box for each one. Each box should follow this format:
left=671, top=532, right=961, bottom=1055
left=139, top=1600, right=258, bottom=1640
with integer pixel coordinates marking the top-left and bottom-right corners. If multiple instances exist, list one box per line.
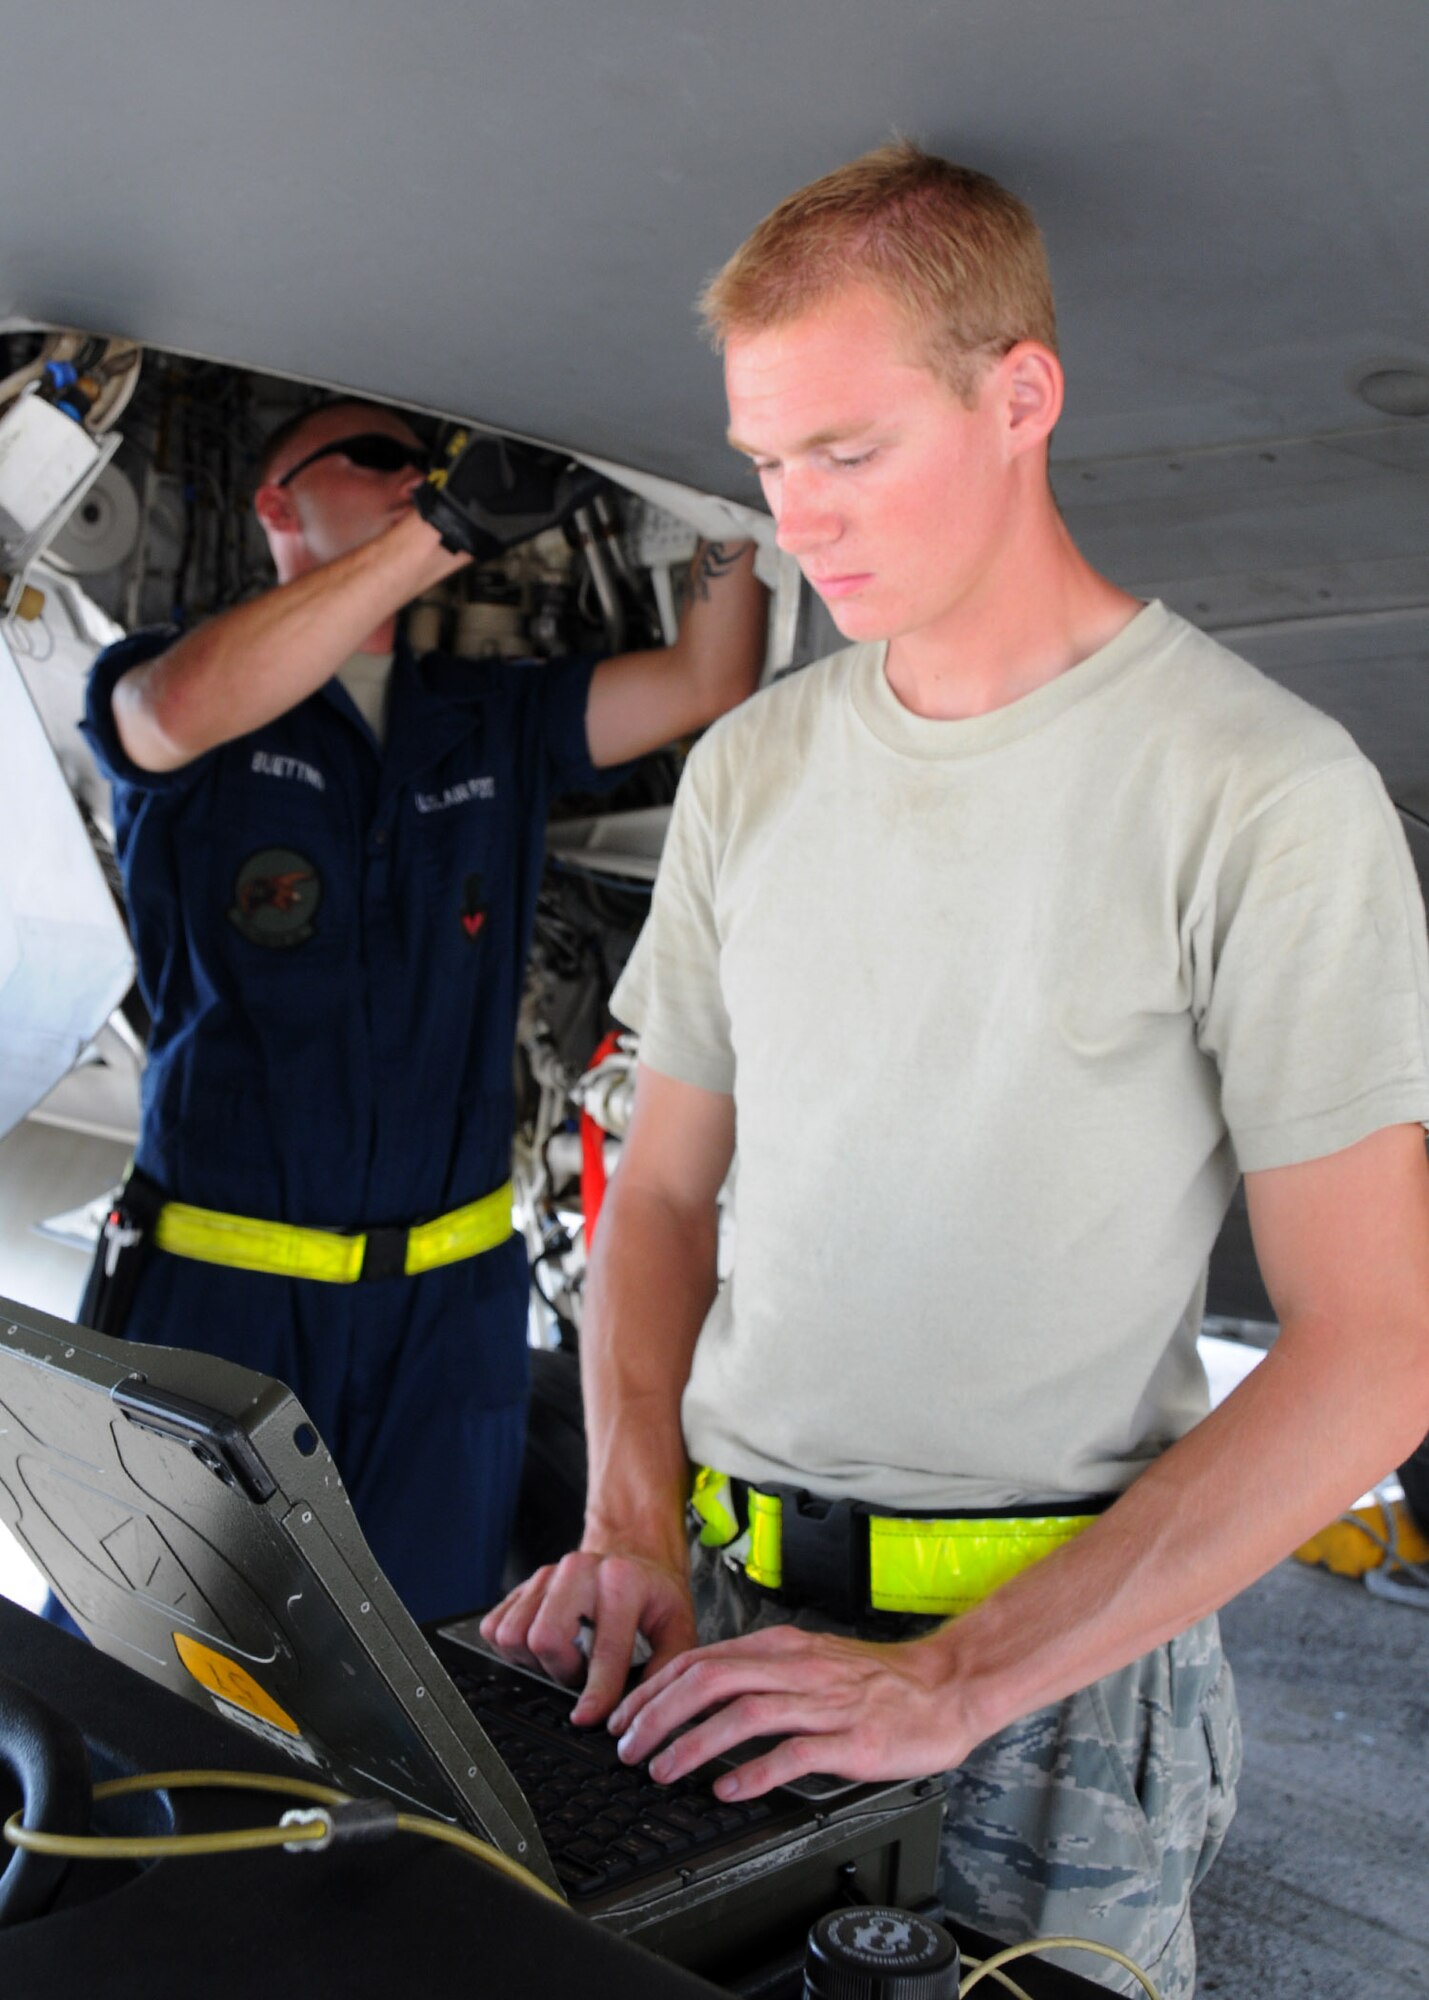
left=689, top=540, right=742, bottom=603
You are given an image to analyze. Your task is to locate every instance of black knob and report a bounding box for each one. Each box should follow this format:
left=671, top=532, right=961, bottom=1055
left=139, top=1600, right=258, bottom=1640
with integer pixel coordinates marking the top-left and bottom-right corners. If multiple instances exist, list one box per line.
left=803, top=1907, right=960, bottom=1999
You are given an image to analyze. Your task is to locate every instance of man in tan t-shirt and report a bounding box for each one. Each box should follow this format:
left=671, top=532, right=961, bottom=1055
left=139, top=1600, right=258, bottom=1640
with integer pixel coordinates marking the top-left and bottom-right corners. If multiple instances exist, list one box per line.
left=483, top=144, right=1429, bottom=1992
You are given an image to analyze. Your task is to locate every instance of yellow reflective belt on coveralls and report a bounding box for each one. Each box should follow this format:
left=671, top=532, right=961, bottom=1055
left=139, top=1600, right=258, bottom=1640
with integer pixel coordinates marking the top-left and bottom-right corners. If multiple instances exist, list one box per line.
left=692, top=1466, right=1099, bottom=1617
left=152, top=1181, right=514, bottom=1283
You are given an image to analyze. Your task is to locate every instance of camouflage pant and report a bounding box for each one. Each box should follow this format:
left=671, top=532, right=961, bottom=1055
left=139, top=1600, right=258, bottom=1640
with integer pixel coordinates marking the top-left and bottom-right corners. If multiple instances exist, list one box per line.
left=691, top=1541, right=1241, bottom=2000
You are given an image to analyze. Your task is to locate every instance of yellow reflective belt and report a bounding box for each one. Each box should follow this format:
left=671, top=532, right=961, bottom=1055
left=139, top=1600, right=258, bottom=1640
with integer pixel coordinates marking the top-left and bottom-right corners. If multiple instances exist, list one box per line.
left=691, top=1466, right=741, bottom=1547
left=406, top=1184, right=515, bottom=1275
left=153, top=1180, right=513, bottom=1284
left=695, top=1468, right=1098, bottom=1618
left=863, top=1512, right=1096, bottom=1616
left=746, top=1487, right=784, bottom=1584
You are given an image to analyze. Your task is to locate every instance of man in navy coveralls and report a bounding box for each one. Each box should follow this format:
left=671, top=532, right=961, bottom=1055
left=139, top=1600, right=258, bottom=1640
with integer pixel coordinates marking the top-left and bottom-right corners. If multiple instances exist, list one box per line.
left=81, top=397, right=766, bottom=1620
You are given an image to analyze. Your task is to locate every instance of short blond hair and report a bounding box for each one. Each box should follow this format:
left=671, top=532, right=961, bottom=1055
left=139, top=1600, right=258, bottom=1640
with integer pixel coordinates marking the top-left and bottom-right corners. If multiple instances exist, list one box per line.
left=700, top=140, right=1056, bottom=403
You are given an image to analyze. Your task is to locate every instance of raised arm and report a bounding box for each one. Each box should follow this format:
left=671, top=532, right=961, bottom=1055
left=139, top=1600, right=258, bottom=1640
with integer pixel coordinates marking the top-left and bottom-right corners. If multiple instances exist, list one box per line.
left=480, top=1063, right=736, bottom=1716
left=584, top=540, right=766, bottom=768
left=611, top=1122, right=1429, bottom=1797
left=111, top=511, right=469, bottom=772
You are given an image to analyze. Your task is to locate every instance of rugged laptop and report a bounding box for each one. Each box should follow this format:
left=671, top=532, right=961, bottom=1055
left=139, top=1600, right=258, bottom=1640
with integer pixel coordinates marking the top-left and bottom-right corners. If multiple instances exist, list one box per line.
left=0, top=1297, right=942, bottom=1972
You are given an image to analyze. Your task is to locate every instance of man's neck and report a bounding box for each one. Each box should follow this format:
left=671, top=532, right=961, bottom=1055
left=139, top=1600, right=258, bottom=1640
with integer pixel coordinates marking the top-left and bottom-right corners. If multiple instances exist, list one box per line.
left=884, top=521, right=1141, bottom=722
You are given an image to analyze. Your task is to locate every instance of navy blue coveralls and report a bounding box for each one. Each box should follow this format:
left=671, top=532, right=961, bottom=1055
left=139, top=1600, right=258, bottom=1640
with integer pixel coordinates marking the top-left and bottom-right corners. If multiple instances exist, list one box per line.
left=83, top=629, right=610, bottom=1622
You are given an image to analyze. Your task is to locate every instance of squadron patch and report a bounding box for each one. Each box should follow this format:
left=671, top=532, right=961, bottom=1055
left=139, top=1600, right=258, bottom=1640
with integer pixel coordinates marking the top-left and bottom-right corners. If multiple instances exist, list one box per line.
left=228, top=847, right=322, bottom=948
left=460, top=872, right=488, bottom=941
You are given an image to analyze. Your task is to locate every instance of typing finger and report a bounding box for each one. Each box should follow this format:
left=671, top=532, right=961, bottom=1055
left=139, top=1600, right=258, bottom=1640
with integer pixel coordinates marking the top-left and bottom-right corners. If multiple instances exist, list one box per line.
left=478, top=1566, right=566, bottom=1670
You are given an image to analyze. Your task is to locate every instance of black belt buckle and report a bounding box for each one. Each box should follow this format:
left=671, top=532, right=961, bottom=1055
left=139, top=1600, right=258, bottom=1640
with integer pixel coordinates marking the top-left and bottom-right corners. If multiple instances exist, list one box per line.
left=359, top=1224, right=409, bottom=1282
left=776, top=1489, right=869, bottom=1624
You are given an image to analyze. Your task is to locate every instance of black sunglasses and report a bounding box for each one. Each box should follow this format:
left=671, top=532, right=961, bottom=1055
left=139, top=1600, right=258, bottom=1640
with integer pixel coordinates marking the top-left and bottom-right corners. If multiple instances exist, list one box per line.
left=276, top=432, right=431, bottom=486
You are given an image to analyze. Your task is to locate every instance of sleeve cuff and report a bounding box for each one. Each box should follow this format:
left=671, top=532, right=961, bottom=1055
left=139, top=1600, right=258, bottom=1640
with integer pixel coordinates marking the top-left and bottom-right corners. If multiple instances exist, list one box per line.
left=541, top=654, right=635, bottom=797
left=1233, top=1088, right=1429, bottom=1173
left=623, top=1034, right=735, bottom=1097
left=81, top=627, right=210, bottom=794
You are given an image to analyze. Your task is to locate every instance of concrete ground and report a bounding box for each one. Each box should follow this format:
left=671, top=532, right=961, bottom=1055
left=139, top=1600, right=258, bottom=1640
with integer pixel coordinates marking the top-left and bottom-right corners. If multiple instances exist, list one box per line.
left=1194, top=1558, right=1429, bottom=1998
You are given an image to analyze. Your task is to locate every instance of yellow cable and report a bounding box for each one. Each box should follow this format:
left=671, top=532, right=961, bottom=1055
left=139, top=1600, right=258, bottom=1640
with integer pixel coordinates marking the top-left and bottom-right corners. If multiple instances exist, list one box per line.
left=2, top=1768, right=563, bottom=1906
left=391, top=1813, right=565, bottom=1900
left=960, top=1935, right=1163, bottom=1999
left=99, top=1769, right=346, bottom=1806
left=3, top=1812, right=325, bottom=1862
left=957, top=1954, right=1036, bottom=2000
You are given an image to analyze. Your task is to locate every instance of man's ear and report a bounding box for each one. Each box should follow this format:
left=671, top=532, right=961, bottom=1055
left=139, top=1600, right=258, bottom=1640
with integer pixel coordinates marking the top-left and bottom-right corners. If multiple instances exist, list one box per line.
left=253, top=482, right=297, bottom=534
left=999, top=342, right=1063, bottom=457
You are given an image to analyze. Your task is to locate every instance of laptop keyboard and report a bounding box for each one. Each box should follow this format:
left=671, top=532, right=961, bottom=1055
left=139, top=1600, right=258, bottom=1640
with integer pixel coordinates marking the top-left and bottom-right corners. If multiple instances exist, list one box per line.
left=447, top=1656, right=776, bottom=1897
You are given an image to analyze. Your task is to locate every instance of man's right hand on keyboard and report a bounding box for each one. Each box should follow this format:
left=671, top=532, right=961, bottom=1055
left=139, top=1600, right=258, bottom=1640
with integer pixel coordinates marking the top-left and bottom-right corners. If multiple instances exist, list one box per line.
left=478, top=1549, right=698, bottom=1725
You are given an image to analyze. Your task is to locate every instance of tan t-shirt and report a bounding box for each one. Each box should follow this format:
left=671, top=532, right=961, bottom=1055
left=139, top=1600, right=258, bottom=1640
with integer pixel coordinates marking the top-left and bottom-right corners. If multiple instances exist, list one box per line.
left=611, top=602, right=1429, bottom=1510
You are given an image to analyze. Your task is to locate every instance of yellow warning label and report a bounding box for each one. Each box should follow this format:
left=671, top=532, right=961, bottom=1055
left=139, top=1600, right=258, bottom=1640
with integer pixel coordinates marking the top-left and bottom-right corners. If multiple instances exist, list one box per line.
left=172, top=1634, right=301, bottom=1735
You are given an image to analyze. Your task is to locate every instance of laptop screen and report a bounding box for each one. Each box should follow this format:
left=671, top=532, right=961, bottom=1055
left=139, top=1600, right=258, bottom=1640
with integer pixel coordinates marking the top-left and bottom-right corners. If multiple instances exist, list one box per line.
left=0, top=1298, right=550, bottom=1878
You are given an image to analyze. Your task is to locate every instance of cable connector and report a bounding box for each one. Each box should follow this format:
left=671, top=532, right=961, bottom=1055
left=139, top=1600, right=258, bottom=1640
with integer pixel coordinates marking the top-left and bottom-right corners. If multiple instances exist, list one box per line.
left=279, top=1798, right=401, bottom=1854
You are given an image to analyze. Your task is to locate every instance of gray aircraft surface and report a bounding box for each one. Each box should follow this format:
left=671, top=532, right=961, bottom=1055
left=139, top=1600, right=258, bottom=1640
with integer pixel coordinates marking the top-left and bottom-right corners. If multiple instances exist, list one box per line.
left=0, top=0, right=1425, bottom=1270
